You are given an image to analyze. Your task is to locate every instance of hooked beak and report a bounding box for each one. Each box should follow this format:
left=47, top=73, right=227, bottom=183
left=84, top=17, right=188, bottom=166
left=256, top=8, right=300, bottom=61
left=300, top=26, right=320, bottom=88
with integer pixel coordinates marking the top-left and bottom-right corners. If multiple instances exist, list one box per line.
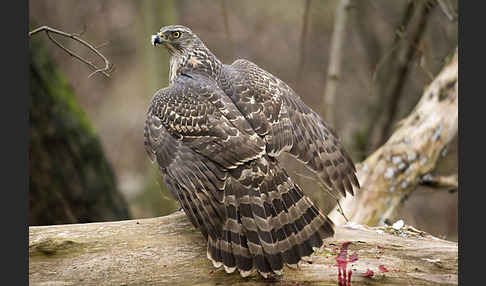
left=151, top=32, right=163, bottom=46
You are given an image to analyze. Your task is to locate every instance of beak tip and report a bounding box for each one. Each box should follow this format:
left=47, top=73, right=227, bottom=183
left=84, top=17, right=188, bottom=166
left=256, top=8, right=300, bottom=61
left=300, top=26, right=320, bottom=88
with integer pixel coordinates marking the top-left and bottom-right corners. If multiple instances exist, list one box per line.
left=151, top=34, right=162, bottom=46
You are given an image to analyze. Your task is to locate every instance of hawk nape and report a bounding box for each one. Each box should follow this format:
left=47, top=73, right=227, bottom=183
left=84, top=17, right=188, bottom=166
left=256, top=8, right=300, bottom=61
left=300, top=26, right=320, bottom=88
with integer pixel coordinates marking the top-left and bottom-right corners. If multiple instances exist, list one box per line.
left=144, top=25, right=359, bottom=278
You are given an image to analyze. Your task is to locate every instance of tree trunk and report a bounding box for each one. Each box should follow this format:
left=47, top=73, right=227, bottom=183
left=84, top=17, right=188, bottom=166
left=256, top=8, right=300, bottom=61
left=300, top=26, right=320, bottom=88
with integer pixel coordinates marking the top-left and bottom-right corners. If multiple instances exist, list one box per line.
left=29, top=212, right=457, bottom=285
left=322, top=0, right=352, bottom=128
left=360, top=0, right=437, bottom=159
left=330, top=48, right=458, bottom=226
left=29, top=35, right=131, bottom=226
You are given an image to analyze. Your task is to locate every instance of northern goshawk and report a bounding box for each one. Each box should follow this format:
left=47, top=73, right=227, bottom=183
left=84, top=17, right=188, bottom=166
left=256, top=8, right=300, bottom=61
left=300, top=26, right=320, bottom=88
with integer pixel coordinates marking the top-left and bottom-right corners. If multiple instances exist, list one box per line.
left=145, top=25, right=359, bottom=278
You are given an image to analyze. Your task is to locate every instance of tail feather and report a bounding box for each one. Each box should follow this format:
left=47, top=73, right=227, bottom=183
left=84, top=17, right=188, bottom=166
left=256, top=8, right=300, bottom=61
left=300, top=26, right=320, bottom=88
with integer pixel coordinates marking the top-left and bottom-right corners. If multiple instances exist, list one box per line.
left=238, top=191, right=278, bottom=277
left=220, top=229, right=236, bottom=273
left=248, top=188, right=286, bottom=274
left=212, top=184, right=254, bottom=274
left=278, top=184, right=321, bottom=263
left=207, top=155, right=335, bottom=277
left=207, top=236, right=223, bottom=268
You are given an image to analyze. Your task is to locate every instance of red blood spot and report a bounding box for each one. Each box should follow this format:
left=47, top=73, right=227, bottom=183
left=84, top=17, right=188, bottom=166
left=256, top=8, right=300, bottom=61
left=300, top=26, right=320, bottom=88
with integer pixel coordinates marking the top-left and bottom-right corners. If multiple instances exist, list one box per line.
left=348, top=253, right=358, bottom=262
left=379, top=265, right=389, bottom=273
left=335, top=242, right=356, bottom=286
left=364, top=269, right=374, bottom=278
left=209, top=270, right=214, bottom=274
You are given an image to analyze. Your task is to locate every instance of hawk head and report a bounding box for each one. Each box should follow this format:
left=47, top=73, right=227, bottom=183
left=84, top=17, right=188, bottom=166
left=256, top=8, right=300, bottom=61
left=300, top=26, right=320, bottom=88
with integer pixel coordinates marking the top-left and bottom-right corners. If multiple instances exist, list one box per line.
left=151, top=25, right=202, bottom=56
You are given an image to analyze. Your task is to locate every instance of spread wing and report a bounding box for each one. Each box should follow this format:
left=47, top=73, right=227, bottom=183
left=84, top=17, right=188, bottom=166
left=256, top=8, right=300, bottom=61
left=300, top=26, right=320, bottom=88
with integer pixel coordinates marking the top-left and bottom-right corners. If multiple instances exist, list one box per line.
left=222, top=59, right=360, bottom=198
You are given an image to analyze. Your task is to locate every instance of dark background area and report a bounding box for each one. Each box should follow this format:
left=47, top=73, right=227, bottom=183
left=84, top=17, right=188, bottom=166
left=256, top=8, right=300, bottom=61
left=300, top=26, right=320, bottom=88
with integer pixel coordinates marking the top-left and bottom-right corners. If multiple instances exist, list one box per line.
left=29, top=0, right=458, bottom=241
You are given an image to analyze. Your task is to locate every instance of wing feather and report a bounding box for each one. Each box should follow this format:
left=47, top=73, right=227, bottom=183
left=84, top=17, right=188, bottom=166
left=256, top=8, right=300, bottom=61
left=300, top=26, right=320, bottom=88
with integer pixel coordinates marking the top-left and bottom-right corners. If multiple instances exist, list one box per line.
left=144, top=99, right=227, bottom=240
left=223, top=59, right=359, bottom=198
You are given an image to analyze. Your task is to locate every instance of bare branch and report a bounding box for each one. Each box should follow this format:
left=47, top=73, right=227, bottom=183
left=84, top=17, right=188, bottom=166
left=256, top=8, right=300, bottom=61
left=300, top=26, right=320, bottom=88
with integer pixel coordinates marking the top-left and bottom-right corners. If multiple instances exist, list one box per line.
left=44, top=31, right=110, bottom=79
left=95, top=41, right=111, bottom=50
left=364, top=1, right=437, bottom=155
left=29, top=25, right=113, bottom=79
left=377, top=1, right=437, bottom=146
left=322, top=0, right=353, bottom=127
left=420, top=173, right=458, bottom=192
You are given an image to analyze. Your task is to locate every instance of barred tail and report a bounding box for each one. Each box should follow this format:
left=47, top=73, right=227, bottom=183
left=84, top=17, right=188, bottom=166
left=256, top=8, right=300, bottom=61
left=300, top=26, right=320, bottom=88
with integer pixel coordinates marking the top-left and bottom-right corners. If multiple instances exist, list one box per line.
left=207, top=155, right=334, bottom=278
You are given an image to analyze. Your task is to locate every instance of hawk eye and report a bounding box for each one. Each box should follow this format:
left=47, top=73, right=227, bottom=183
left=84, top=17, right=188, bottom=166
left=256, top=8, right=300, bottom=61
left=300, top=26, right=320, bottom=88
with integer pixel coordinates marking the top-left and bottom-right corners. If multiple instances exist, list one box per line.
left=172, top=31, right=181, bottom=39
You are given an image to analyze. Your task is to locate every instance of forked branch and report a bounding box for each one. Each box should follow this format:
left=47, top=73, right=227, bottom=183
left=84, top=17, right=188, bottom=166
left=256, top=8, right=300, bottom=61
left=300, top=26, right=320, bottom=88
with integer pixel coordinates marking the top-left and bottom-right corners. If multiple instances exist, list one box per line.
left=29, top=25, right=114, bottom=79
left=420, top=173, right=458, bottom=192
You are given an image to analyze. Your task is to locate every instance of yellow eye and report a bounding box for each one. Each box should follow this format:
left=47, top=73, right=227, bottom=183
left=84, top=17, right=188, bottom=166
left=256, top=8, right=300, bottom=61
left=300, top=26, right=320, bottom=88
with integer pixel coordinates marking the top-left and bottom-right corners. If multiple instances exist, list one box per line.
left=172, top=31, right=181, bottom=39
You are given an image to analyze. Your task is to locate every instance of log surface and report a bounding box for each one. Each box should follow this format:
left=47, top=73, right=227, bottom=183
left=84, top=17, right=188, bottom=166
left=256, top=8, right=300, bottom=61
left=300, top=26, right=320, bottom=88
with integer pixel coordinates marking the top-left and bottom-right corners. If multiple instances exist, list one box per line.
left=29, top=212, right=458, bottom=285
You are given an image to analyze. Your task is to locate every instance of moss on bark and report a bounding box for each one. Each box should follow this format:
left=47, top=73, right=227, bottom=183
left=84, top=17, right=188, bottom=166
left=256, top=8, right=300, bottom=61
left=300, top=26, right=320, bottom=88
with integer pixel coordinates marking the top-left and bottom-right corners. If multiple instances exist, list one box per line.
left=29, top=37, right=131, bottom=226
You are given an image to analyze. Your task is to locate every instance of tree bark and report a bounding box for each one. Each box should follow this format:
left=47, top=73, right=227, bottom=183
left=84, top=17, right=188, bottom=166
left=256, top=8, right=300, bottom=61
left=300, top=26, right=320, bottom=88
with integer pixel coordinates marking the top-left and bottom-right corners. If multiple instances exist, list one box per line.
left=330, top=48, right=458, bottom=226
left=30, top=212, right=457, bottom=285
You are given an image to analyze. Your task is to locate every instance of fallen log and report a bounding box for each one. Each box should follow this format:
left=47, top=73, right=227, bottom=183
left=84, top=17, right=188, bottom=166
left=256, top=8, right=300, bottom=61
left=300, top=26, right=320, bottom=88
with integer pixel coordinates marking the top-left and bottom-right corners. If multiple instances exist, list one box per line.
left=29, top=211, right=458, bottom=285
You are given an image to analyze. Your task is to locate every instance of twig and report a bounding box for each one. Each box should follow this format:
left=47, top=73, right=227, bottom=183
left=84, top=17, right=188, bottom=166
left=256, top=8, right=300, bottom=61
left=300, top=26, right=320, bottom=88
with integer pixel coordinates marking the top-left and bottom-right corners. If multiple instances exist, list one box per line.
left=95, top=41, right=111, bottom=50
left=29, top=25, right=113, bottom=79
left=72, top=24, right=88, bottom=37
left=420, top=173, right=458, bottom=192
left=322, top=0, right=353, bottom=128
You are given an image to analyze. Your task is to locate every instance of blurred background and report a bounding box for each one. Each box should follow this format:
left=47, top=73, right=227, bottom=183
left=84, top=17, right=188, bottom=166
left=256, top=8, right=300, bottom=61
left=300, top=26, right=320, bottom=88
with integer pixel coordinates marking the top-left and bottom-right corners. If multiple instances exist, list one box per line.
left=29, top=0, right=458, bottom=241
